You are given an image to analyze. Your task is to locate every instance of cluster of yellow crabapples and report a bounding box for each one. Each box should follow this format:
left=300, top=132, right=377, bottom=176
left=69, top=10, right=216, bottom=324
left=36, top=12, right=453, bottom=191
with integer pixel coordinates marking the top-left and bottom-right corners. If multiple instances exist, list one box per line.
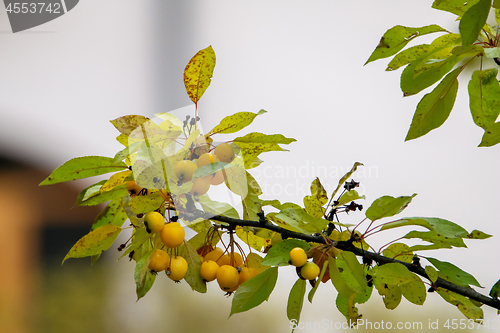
left=139, top=210, right=260, bottom=292
left=289, top=247, right=321, bottom=280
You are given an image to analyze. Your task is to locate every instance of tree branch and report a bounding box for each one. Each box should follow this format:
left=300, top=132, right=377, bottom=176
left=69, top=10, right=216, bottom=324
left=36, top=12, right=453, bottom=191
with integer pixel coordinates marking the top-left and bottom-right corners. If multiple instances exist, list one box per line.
left=182, top=210, right=500, bottom=310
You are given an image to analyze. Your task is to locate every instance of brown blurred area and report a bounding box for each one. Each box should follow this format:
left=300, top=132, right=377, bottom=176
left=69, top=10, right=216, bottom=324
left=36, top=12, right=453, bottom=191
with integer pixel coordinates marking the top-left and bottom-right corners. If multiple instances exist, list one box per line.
left=0, top=155, right=101, bottom=333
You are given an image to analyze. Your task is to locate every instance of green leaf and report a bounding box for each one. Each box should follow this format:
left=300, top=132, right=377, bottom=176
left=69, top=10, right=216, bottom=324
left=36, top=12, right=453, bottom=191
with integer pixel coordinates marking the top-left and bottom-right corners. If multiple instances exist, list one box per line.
left=484, top=47, right=500, bottom=58
left=400, top=47, right=460, bottom=97
left=365, top=194, right=416, bottom=222
left=468, top=68, right=500, bottom=130
left=405, top=66, right=461, bottom=140
left=459, top=0, right=491, bottom=46
left=209, top=110, right=266, bottom=135
left=75, top=184, right=128, bottom=207
left=308, top=259, right=329, bottom=303
left=92, top=196, right=128, bottom=230
left=129, top=191, right=165, bottom=214
left=330, top=162, right=363, bottom=199
left=287, top=279, right=306, bottom=326
left=479, top=121, right=500, bottom=146
left=436, top=288, right=484, bottom=322
left=230, top=267, right=278, bottom=316
left=426, top=257, right=482, bottom=288
left=62, top=225, right=122, bottom=264
left=365, top=25, right=446, bottom=65
left=405, top=230, right=466, bottom=251
left=382, top=243, right=413, bottom=263
left=136, top=270, right=156, bottom=300
left=375, top=282, right=402, bottom=310
left=192, top=162, right=234, bottom=180
left=39, top=156, right=128, bottom=185
left=467, top=229, right=492, bottom=239
left=335, top=293, right=362, bottom=324
left=275, top=208, right=329, bottom=234
left=198, top=196, right=240, bottom=220
left=371, top=263, right=418, bottom=285
left=233, top=132, right=296, bottom=145
left=400, top=279, right=427, bottom=305
left=336, top=251, right=367, bottom=294
left=261, top=239, right=310, bottom=266
left=329, top=257, right=355, bottom=299
left=180, top=242, right=207, bottom=293
left=119, top=228, right=150, bottom=259
left=134, top=249, right=154, bottom=300
left=386, top=44, right=433, bottom=71
left=425, top=265, right=439, bottom=283
left=432, top=0, right=481, bottom=16
left=336, top=190, right=365, bottom=207
left=489, top=279, right=500, bottom=298
left=184, top=45, right=216, bottom=104
left=74, top=180, right=107, bottom=205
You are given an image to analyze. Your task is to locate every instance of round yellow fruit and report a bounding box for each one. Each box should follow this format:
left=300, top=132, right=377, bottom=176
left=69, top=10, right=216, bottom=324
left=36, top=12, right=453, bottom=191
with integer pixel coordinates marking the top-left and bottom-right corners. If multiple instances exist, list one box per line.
left=238, top=267, right=258, bottom=285
left=148, top=249, right=170, bottom=272
left=160, top=222, right=185, bottom=248
left=167, top=256, right=188, bottom=281
left=200, top=260, right=219, bottom=282
left=301, top=262, right=320, bottom=280
left=144, top=211, right=165, bottom=233
left=289, top=247, right=308, bottom=267
left=174, top=160, right=198, bottom=183
left=214, top=143, right=235, bottom=163
left=204, top=247, right=224, bottom=263
left=217, top=265, right=240, bottom=291
left=189, top=177, right=211, bottom=196
left=197, top=153, right=220, bottom=168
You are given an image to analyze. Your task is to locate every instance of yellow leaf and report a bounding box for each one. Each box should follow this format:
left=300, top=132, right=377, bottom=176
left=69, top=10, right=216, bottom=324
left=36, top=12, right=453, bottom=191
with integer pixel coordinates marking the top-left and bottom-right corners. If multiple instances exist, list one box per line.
left=184, top=45, right=216, bottom=104
left=100, top=170, right=132, bottom=193
left=209, top=110, right=267, bottom=135
left=62, top=225, right=121, bottom=264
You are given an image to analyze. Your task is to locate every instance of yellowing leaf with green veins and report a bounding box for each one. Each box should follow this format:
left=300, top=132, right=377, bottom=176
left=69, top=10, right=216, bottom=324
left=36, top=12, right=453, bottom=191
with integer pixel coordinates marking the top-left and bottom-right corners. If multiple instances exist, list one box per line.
left=100, top=170, right=131, bottom=192
left=184, top=45, right=216, bottom=104
left=303, top=195, right=325, bottom=219
left=92, top=197, right=128, bottom=230
left=436, top=288, right=484, bottom=322
left=400, top=278, right=426, bottom=305
left=383, top=243, right=413, bottom=263
left=223, top=157, right=248, bottom=197
left=365, top=24, right=446, bottom=65
left=236, top=227, right=266, bottom=252
left=230, top=267, right=278, bottom=317
left=180, top=242, right=207, bottom=293
left=246, top=252, right=268, bottom=274
left=39, top=156, right=128, bottom=186
left=209, top=110, right=267, bottom=135
left=425, top=265, right=439, bottom=283
left=63, top=225, right=122, bottom=264
left=129, top=191, right=165, bottom=214
left=310, top=177, right=328, bottom=205
left=287, top=278, right=306, bottom=326
left=110, top=115, right=150, bottom=136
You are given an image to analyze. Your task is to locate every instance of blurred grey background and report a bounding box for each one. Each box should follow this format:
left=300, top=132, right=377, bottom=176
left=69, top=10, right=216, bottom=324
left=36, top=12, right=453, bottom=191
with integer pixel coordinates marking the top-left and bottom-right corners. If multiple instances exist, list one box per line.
left=0, top=1, right=499, bottom=332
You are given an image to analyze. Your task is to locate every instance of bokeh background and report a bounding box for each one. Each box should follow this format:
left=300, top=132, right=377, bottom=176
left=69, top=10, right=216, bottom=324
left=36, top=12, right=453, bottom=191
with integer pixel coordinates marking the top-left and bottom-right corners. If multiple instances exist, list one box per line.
left=1, top=1, right=499, bottom=332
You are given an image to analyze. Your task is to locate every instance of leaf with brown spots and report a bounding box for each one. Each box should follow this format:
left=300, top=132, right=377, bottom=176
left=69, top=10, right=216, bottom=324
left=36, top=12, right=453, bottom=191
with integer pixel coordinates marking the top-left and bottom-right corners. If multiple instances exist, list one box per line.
left=62, top=225, right=122, bottom=264
left=184, top=45, right=216, bottom=105
left=39, top=156, right=128, bottom=185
